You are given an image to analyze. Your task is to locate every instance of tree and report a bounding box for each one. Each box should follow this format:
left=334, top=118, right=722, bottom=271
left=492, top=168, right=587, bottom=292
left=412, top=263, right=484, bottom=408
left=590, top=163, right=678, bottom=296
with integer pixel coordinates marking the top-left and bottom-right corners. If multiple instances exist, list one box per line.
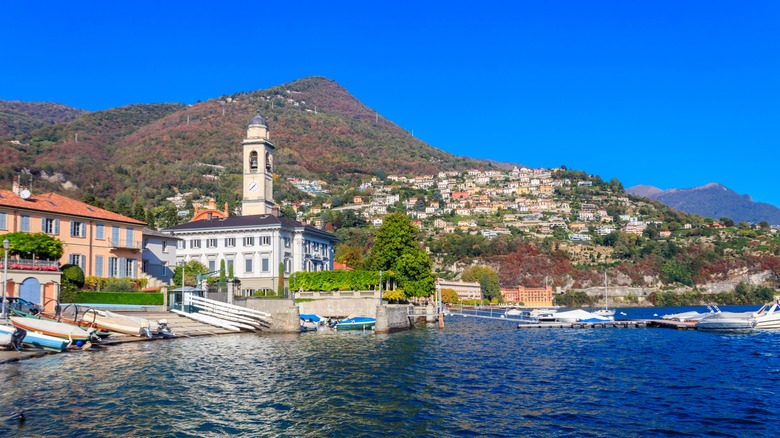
left=441, top=287, right=459, bottom=304
left=173, top=260, right=208, bottom=287
left=370, top=213, right=435, bottom=298
left=462, top=266, right=500, bottom=302
left=145, top=210, right=157, bottom=229
left=394, top=251, right=435, bottom=298
left=132, top=203, right=146, bottom=221
left=2, top=232, right=63, bottom=260
left=371, top=213, right=420, bottom=271
left=278, top=262, right=285, bottom=296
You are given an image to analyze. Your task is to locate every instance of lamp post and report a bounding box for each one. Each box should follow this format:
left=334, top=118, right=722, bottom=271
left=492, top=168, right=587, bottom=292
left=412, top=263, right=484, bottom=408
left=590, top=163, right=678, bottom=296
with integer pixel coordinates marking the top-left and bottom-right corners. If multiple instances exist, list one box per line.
left=2, top=238, right=9, bottom=321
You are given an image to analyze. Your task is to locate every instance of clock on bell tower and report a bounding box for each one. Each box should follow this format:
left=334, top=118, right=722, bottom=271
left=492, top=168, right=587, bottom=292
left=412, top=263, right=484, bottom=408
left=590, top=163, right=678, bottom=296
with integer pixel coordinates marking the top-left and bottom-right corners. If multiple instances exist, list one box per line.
left=241, top=113, right=276, bottom=215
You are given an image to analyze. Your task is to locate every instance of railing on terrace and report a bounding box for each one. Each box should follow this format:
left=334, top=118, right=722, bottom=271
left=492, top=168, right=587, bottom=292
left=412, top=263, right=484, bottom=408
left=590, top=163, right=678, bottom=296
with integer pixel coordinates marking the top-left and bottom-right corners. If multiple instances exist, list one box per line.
left=293, top=290, right=382, bottom=299
left=0, top=258, right=59, bottom=271
left=109, top=238, right=142, bottom=249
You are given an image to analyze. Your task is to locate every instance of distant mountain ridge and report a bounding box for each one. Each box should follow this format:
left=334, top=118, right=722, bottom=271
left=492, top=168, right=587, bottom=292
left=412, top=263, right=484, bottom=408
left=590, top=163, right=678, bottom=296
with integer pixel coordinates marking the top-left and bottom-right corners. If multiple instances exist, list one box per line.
left=627, top=183, right=780, bottom=225
left=0, top=100, right=88, bottom=139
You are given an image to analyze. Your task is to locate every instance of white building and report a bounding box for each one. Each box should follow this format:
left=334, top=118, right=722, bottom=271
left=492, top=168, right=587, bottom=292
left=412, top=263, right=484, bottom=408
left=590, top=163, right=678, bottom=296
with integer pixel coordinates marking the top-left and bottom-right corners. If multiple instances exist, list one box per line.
left=164, top=115, right=337, bottom=294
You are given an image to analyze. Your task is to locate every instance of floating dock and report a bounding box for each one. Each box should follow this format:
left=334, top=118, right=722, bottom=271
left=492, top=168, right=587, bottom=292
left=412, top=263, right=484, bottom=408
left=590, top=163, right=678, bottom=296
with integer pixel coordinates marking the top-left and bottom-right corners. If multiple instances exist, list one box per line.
left=517, top=320, right=648, bottom=329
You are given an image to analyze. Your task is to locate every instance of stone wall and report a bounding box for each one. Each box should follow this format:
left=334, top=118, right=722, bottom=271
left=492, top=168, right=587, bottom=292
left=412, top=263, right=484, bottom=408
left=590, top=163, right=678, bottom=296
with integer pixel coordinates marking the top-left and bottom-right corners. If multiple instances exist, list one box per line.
left=298, top=297, right=381, bottom=319
left=375, top=304, right=413, bottom=333
left=235, top=297, right=299, bottom=333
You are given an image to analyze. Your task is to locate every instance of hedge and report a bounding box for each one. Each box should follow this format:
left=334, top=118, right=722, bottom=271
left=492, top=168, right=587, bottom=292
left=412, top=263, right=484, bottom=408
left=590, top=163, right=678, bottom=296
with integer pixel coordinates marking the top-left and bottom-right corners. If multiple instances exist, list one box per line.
left=60, top=291, right=164, bottom=305
left=289, top=270, right=396, bottom=291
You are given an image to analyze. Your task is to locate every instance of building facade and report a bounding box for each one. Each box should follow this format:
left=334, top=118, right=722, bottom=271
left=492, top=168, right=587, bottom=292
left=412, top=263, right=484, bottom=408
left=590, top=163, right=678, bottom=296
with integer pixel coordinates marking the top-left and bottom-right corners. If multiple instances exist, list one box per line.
left=437, top=279, right=482, bottom=302
left=1, top=187, right=145, bottom=306
left=500, top=285, right=554, bottom=307
left=141, top=228, right=181, bottom=287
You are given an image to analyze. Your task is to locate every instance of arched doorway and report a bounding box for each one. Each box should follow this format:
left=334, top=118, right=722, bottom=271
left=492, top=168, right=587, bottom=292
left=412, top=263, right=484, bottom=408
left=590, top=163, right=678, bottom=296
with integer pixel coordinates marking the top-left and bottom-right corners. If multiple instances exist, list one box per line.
left=20, top=277, right=41, bottom=305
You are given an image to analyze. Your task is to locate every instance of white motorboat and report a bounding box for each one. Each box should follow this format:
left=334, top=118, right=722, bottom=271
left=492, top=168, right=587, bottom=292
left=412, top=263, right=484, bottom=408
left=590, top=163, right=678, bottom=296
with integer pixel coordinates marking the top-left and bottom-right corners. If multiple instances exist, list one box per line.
left=696, top=312, right=756, bottom=333
left=752, top=300, right=780, bottom=330
left=662, top=306, right=717, bottom=322
left=543, top=309, right=613, bottom=323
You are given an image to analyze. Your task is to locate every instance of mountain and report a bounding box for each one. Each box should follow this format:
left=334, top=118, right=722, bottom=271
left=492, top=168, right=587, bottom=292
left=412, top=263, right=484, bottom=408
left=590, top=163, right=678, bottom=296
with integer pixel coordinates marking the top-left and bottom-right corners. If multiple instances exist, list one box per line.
left=627, top=183, right=780, bottom=225
left=626, top=185, right=662, bottom=198
left=0, top=77, right=487, bottom=207
left=0, top=100, right=88, bottom=139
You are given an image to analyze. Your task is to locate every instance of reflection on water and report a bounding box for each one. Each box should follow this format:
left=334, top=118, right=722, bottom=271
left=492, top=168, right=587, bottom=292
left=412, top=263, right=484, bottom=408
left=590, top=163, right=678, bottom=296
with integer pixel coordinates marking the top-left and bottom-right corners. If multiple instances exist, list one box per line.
left=1, top=311, right=779, bottom=437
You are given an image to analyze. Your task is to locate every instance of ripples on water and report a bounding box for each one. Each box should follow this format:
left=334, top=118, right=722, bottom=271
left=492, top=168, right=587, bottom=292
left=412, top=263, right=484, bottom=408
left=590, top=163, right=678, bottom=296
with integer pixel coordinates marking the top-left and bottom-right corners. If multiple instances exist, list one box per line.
left=1, top=310, right=779, bottom=437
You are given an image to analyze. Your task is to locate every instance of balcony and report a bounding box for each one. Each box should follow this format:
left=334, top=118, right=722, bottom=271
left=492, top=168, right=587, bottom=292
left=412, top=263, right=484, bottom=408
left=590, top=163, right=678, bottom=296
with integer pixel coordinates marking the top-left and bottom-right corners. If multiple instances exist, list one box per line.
left=110, top=238, right=142, bottom=250
left=0, top=258, right=59, bottom=272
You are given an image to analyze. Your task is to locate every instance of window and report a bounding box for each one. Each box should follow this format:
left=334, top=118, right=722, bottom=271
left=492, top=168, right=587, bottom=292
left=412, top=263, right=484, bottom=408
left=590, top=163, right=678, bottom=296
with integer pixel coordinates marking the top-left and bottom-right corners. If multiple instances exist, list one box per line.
left=245, top=257, right=253, bottom=273
left=191, top=239, right=201, bottom=249
left=126, top=228, right=134, bottom=248
left=208, top=260, right=216, bottom=271
left=160, top=263, right=168, bottom=278
left=108, top=257, right=118, bottom=278
left=177, top=240, right=185, bottom=249
left=20, top=215, right=30, bottom=232
left=283, top=237, right=291, bottom=248
left=142, top=259, right=149, bottom=273
left=227, top=259, right=234, bottom=274
left=162, top=241, right=168, bottom=253
left=42, top=217, right=59, bottom=235
left=261, top=236, right=271, bottom=245
left=225, top=238, right=236, bottom=248
left=95, top=255, right=104, bottom=277
left=0, top=212, right=6, bottom=230
left=69, top=254, right=85, bottom=269
left=261, top=258, right=269, bottom=272
left=111, top=226, right=120, bottom=246
left=206, top=238, right=218, bottom=248
left=125, top=258, right=136, bottom=278
left=244, top=236, right=254, bottom=246
left=71, top=221, right=86, bottom=238
left=96, top=224, right=105, bottom=240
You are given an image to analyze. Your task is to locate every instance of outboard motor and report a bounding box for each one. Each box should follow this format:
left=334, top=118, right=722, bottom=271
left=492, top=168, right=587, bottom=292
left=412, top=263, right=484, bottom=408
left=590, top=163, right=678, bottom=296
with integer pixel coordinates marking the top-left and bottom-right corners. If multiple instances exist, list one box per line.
left=155, top=319, right=174, bottom=338
left=11, top=328, right=26, bottom=351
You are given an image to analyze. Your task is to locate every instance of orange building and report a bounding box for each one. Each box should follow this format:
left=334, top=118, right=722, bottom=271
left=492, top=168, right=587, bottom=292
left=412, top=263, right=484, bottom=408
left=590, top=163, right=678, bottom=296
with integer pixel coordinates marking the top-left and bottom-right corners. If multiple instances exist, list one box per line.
left=500, top=285, right=554, bottom=307
left=1, top=187, right=145, bottom=308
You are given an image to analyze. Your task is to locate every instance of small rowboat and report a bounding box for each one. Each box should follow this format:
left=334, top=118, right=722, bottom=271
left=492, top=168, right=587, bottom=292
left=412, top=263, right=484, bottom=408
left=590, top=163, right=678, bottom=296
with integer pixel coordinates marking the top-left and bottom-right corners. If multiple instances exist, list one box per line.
left=10, top=316, right=94, bottom=342
left=82, top=308, right=152, bottom=337
left=0, top=325, right=70, bottom=352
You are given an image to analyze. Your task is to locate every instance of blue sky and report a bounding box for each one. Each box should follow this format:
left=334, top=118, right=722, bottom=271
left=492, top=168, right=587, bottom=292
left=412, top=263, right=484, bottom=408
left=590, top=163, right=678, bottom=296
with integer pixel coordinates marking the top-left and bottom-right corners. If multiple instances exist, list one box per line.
left=3, top=1, right=779, bottom=207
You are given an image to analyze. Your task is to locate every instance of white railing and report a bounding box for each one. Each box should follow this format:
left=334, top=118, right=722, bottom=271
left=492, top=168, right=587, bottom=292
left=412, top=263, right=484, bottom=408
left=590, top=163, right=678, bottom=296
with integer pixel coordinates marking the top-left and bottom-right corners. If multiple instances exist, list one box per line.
left=0, top=258, right=59, bottom=271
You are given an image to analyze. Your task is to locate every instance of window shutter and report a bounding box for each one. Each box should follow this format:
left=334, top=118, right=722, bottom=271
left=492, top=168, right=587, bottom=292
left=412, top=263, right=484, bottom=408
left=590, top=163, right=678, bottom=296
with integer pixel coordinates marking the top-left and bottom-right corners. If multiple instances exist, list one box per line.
left=54, top=219, right=59, bottom=235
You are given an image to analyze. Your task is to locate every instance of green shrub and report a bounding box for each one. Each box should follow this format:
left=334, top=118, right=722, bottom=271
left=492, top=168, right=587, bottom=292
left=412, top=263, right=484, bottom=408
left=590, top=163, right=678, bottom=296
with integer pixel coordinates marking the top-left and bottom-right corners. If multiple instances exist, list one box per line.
left=103, top=278, right=136, bottom=292
left=61, top=264, right=85, bottom=289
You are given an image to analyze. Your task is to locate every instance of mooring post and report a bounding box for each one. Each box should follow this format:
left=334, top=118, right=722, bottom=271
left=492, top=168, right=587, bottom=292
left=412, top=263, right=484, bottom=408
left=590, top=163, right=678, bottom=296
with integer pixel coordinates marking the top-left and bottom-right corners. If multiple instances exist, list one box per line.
left=436, top=279, right=444, bottom=329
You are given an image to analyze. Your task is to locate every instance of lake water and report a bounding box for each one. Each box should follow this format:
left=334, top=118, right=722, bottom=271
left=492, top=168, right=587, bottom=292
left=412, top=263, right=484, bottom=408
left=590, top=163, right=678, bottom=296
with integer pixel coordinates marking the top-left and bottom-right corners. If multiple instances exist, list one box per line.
left=1, top=306, right=778, bottom=437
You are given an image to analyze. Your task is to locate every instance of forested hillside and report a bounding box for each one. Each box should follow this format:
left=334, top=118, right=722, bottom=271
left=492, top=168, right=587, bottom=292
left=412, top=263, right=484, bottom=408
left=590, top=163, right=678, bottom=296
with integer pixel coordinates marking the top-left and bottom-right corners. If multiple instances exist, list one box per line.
left=0, top=100, right=87, bottom=139
left=0, top=77, right=486, bottom=211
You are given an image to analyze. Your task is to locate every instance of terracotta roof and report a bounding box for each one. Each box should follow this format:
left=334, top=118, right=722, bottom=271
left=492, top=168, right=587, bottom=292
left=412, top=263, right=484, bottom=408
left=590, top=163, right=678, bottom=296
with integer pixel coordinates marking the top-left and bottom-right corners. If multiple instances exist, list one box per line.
left=0, top=189, right=145, bottom=225
left=164, top=213, right=336, bottom=240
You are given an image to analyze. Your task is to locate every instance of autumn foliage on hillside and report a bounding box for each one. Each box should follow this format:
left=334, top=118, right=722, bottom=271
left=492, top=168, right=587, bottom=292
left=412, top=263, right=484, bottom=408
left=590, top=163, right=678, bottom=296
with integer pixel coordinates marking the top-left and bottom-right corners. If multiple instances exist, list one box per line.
left=0, top=77, right=486, bottom=210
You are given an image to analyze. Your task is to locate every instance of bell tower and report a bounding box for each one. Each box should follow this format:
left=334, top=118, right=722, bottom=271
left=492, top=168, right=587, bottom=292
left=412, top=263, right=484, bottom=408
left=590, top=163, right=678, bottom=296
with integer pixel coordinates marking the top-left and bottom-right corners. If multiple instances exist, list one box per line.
left=241, top=113, right=276, bottom=215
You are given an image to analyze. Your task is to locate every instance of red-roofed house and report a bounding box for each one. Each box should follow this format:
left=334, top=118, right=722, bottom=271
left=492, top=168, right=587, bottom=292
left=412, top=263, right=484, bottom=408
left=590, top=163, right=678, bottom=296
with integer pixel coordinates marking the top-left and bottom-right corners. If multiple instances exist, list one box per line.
left=1, top=187, right=146, bottom=307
